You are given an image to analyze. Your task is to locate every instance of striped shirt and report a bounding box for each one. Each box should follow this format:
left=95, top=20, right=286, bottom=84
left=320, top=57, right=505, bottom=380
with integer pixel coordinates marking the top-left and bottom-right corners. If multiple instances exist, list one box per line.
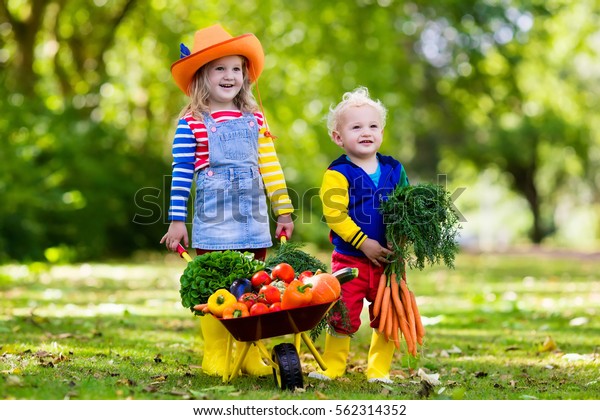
left=168, top=110, right=294, bottom=221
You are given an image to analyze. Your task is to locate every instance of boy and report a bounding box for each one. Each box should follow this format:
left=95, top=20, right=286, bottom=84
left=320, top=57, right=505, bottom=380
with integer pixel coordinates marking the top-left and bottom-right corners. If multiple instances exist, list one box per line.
left=311, top=87, right=409, bottom=383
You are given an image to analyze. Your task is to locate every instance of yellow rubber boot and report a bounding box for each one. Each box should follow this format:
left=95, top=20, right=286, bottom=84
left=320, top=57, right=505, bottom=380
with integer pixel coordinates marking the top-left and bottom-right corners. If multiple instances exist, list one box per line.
left=239, top=343, right=271, bottom=376
left=199, top=315, right=232, bottom=376
left=366, top=329, right=395, bottom=383
left=308, top=334, right=351, bottom=381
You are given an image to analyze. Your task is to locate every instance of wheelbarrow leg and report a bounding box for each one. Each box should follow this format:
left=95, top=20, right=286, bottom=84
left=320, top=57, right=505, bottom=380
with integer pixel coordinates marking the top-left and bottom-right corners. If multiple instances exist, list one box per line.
left=300, top=331, right=328, bottom=371
left=293, top=334, right=301, bottom=352
left=227, top=341, right=252, bottom=382
left=255, top=341, right=278, bottom=369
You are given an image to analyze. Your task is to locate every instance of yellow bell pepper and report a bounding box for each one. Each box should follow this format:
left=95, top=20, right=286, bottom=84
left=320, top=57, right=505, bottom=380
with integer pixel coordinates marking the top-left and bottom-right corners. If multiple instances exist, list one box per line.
left=207, top=289, right=236, bottom=318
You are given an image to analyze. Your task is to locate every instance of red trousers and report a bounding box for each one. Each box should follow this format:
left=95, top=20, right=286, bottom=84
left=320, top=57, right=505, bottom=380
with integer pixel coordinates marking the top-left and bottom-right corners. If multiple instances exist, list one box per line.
left=330, top=250, right=385, bottom=335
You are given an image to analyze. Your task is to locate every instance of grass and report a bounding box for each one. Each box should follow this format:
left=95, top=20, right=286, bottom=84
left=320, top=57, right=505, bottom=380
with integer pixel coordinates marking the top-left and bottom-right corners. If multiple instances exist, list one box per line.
left=1, top=250, right=599, bottom=400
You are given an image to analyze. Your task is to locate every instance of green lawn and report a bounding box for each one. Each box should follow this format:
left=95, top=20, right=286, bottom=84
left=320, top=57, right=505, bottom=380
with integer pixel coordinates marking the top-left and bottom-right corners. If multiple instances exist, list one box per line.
left=1, top=251, right=599, bottom=400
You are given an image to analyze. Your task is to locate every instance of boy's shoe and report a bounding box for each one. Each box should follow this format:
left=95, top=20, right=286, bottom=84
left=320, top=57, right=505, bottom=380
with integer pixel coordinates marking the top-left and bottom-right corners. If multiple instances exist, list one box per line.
left=366, top=329, right=395, bottom=383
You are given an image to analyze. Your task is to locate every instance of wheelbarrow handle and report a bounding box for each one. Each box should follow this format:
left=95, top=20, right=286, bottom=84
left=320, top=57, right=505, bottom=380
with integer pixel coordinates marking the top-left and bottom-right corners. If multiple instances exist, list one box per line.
left=277, top=231, right=288, bottom=244
left=176, top=243, right=193, bottom=263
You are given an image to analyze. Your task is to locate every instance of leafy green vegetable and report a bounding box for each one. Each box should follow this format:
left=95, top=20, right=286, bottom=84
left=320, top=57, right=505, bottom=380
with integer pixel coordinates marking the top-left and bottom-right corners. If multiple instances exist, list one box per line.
left=179, top=251, right=265, bottom=314
left=381, top=183, right=462, bottom=275
left=265, top=241, right=327, bottom=274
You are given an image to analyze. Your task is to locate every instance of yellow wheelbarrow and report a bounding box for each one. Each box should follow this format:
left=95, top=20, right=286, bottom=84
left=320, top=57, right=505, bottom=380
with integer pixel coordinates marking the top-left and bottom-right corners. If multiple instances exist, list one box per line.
left=177, top=244, right=333, bottom=390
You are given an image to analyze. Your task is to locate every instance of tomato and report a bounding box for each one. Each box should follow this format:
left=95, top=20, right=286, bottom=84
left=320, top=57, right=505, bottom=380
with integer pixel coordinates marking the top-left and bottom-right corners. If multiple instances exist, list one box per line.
left=269, top=302, right=282, bottom=313
left=271, top=263, right=295, bottom=283
left=297, top=270, right=313, bottom=283
left=249, top=302, right=270, bottom=316
left=259, top=284, right=281, bottom=304
left=251, top=270, right=272, bottom=289
left=238, top=292, right=258, bottom=310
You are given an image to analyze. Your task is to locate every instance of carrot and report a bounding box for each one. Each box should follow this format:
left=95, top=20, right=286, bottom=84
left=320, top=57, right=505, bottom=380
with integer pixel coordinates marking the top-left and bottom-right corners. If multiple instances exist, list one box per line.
left=390, top=273, right=404, bottom=331
left=399, top=314, right=415, bottom=356
left=410, top=290, right=425, bottom=345
left=391, top=305, right=400, bottom=350
left=385, top=299, right=394, bottom=340
left=193, top=303, right=208, bottom=312
left=400, top=278, right=417, bottom=354
left=377, top=286, right=391, bottom=334
left=372, top=272, right=387, bottom=317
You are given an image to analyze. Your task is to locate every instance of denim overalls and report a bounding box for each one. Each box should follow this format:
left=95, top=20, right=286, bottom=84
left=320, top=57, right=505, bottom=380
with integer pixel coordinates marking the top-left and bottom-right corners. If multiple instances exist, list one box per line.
left=191, top=112, right=272, bottom=250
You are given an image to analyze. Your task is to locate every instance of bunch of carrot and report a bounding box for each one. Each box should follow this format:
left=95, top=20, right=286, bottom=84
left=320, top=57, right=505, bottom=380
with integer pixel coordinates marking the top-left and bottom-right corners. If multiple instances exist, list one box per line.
left=372, top=268, right=425, bottom=357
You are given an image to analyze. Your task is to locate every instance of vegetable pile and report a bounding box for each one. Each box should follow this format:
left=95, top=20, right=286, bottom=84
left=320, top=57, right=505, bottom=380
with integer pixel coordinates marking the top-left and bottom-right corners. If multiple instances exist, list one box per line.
left=193, top=264, right=349, bottom=319
left=179, top=250, right=265, bottom=314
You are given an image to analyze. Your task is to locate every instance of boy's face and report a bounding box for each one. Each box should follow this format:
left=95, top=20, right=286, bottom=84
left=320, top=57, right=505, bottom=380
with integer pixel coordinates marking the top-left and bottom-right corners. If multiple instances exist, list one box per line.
left=205, top=55, right=245, bottom=110
left=332, top=105, right=383, bottom=160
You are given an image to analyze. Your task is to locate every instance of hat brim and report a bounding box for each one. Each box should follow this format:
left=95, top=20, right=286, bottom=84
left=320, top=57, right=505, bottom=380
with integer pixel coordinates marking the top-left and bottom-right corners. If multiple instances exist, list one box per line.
left=171, top=33, right=264, bottom=95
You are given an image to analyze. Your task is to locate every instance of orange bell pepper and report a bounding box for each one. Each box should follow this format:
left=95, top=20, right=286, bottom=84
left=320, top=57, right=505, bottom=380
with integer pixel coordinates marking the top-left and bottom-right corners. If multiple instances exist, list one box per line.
left=222, top=302, right=250, bottom=319
left=281, top=280, right=313, bottom=310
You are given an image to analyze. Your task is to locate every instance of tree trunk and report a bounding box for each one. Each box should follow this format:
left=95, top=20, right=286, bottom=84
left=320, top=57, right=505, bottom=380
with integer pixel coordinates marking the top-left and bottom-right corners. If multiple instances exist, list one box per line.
left=508, top=161, right=545, bottom=244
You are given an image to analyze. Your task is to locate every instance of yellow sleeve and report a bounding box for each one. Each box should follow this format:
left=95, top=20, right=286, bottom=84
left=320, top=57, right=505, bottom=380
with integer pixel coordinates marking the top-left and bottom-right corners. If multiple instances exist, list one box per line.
left=257, top=130, right=294, bottom=216
left=319, top=169, right=368, bottom=249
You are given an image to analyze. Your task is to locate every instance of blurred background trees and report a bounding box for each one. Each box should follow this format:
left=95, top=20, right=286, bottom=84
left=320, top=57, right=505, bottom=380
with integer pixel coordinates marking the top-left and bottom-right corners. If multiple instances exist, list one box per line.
left=1, top=0, right=599, bottom=262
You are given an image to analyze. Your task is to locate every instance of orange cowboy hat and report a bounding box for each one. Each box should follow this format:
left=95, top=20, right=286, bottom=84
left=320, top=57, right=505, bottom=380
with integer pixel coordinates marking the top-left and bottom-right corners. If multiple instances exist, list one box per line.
left=171, top=24, right=264, bottom=95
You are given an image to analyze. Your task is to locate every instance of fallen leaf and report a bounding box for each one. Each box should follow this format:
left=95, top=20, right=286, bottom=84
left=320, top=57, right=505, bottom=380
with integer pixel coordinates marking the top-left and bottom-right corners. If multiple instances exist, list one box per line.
left=445, top=345, right=462, bottom=354
left=538, top=336, right=557, bottom=352
left=116, top=378, right=135, bottom=386
left=562, top=353, right=594, bottom=362
left=314, top=391, right=329, bottom=400
left=417, top=368, right=441, bottom=386
left=569, top=317, right=588, bottom=327
left=6, top=375, right=23, bottom=387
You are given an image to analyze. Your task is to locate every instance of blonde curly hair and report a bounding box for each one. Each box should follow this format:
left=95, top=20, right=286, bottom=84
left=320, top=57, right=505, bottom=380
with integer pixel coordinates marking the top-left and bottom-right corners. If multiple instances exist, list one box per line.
left=326, top=86, right=387, bottom=139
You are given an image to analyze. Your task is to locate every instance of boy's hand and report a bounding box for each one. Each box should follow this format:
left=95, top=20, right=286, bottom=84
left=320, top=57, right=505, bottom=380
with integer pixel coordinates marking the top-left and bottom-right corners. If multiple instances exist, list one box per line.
left=275, top=213, right=294, bottom=240
left=359, top=238, right=393, bottom=267
left=160, top=221, right=189, bottom=252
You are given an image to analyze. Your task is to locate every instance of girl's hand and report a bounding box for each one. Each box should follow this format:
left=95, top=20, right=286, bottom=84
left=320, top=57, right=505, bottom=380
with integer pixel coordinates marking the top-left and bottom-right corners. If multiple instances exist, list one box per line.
left=359, top=238, right=393, bottom=267
left=275, top=213, right=294, bottom=240
left=160, top=221, right=189, bottom=252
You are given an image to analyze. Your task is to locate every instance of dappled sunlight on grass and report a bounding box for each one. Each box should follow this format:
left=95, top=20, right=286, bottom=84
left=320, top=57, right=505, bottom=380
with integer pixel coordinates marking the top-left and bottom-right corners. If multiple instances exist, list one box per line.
left=1, top=252, right=599, bottom=399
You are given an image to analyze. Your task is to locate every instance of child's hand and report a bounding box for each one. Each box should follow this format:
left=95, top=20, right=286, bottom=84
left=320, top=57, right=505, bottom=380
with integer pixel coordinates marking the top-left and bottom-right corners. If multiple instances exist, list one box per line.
left=359, top=238, right=393, bottom=267
left=275, top=213, right=294, bottom=240
left=160, top=221, right=189, bottom=252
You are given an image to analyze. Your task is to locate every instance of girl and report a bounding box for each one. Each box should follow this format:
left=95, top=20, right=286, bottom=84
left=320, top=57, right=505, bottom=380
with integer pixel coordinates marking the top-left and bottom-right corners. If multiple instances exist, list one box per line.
left=161, top=24, right=294, bottom=376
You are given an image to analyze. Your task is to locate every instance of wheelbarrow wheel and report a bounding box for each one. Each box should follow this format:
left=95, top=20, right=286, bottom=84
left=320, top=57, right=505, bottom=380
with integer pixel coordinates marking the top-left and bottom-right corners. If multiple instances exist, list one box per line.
left=271, top=343, right=303, bottom=390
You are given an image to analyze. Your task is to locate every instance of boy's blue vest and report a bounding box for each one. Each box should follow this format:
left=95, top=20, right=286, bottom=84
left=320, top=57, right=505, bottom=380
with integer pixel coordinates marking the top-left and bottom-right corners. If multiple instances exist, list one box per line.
left=327, top=153, right=408, bottom=257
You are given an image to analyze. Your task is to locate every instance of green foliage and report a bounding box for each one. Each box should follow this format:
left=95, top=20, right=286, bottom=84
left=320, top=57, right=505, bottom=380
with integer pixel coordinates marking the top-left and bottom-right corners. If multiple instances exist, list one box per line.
left=1, top=0, right=599, bottom=261
left=179, top=251, right=265, bottom=312
left=381, top=183, right=462, bottom=274
left=265, top=241, right=328, bottom=273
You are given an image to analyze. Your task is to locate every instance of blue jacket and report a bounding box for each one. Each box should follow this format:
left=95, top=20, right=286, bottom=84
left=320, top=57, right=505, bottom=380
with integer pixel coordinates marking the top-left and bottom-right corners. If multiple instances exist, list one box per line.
left=326, top=153, right=409, bottom=257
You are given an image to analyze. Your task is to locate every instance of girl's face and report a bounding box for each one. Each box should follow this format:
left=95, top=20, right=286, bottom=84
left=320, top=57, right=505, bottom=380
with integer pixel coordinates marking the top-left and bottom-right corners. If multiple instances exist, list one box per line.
left=205, top=55, right=245, bottom=110
left=332, top=105, right=383, bottom=161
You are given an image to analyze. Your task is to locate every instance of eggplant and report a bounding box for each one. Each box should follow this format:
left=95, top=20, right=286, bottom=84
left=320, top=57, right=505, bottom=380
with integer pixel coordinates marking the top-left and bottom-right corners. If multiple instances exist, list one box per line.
left=229, top=278, right=252, bottom=299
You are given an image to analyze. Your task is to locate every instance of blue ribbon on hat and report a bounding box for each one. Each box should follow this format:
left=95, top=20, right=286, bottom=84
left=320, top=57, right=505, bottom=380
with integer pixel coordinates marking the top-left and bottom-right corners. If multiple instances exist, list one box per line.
left=179, top=43, right=191, bottom=58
